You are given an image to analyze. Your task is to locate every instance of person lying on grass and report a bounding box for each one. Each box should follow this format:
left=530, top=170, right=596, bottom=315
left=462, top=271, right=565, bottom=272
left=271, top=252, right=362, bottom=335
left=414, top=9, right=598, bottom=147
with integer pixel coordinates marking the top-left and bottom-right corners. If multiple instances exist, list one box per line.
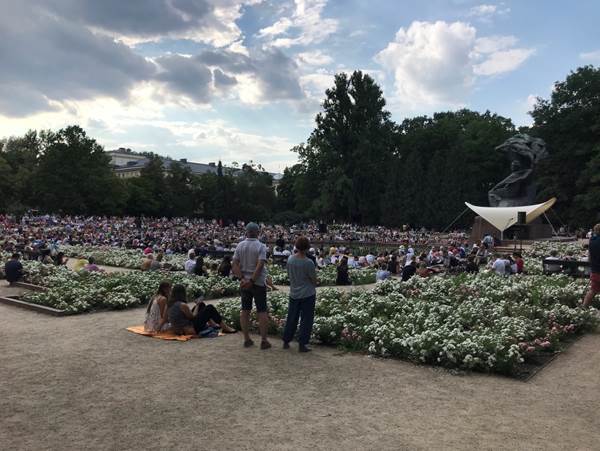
left=167, top=284, right=236, bottom=336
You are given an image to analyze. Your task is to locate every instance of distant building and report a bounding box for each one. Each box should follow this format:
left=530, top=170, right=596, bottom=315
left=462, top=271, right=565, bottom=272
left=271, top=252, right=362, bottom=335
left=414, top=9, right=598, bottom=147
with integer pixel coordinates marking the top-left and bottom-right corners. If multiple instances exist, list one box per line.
left=106, top=148, right=282, bottom=188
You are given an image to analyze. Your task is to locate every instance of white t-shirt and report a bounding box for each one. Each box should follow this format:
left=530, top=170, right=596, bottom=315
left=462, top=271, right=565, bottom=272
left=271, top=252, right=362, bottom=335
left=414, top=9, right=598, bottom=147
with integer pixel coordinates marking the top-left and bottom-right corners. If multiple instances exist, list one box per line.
left=233, top=238, right=268, bottom=286
left=492, top=258, right=506, bottom=275
left=184, top=259, right=196, bottom=274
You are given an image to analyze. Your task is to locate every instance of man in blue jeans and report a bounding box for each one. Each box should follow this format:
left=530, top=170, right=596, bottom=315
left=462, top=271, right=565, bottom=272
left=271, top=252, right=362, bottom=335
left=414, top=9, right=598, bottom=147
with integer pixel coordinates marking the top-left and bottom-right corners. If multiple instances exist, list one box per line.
left=283, top=236, right=317, bottom=352
left=233, top=223, right=271, bottom=349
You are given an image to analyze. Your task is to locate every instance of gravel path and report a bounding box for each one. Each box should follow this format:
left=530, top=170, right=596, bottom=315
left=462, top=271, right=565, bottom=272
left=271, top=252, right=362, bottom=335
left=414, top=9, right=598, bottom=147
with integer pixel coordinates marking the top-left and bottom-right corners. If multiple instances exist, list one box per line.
left=2, top=282, right=600, bottom=450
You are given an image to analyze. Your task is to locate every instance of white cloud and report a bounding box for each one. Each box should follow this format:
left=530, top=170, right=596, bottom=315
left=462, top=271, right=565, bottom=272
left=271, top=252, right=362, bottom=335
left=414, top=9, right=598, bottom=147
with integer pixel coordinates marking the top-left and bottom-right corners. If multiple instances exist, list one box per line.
left=257, top=0, right=338, bottom=48
left=296, top=50, right=333, bottom=66
left=257, top=17, right=293, bottom=38
left=526, top=94, right=538, bottom=110
left=467, top=3, right=510, bottom=21
left=474, top=35, right=517, bottom=54
left=376, top=21, right=477, bottom=108
left=375, top=21, right=534, bottom=111
left=580, top=50, right=600, bottom=63
left=473, top=48, right=536, bottom=76
left=150, top=119, right=298, bottom=170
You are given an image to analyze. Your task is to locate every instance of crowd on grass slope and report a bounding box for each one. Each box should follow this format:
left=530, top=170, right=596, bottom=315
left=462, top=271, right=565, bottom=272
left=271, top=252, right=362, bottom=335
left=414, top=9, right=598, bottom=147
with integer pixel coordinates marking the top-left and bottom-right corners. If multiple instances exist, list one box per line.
left=1, top=213, right=597, bottom=287
left=0, top=213, right=467, bottom=253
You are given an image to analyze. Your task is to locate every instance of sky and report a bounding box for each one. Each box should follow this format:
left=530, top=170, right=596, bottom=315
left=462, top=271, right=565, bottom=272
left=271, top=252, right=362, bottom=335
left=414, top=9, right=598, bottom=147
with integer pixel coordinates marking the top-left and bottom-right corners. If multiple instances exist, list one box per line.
left=1, top=0, right=599, bottom=172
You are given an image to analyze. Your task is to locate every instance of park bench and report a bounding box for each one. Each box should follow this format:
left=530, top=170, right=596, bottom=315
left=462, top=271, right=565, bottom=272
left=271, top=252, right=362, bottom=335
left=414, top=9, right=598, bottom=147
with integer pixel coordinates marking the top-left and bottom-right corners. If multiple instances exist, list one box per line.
left=542, top=258, right=590, bottom=278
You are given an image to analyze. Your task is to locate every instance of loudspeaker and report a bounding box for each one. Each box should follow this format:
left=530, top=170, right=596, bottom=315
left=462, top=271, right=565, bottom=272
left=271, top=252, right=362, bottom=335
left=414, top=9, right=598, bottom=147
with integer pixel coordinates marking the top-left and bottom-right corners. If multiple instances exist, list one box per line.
left=517, top=211, right=526, bottom=225
left=318, top=223, right=327, bottom=233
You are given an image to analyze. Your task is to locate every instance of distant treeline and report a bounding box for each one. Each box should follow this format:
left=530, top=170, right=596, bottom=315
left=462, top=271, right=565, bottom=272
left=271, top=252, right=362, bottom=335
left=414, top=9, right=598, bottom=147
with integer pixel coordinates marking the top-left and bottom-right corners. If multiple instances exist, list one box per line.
left=1, top=66, right=599, bottom=228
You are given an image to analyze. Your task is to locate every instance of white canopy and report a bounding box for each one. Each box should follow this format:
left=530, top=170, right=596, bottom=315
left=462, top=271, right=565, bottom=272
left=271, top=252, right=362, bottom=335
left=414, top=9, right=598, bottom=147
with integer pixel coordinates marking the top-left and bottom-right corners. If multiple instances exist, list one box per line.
left=465, top=198, right=556, bottom=232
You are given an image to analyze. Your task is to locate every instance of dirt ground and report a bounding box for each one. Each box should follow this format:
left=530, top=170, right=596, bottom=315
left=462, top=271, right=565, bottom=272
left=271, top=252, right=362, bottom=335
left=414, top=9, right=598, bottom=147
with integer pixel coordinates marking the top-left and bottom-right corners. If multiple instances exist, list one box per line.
left=2, top=283, right=600, bottom=451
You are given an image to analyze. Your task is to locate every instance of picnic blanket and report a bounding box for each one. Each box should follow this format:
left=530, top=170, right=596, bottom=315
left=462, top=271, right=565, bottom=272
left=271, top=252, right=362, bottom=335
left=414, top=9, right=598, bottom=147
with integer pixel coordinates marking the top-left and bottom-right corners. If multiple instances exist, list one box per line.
left=126, top=325, right=225, bottom=341
left=126, top=325, right=195, bottom=341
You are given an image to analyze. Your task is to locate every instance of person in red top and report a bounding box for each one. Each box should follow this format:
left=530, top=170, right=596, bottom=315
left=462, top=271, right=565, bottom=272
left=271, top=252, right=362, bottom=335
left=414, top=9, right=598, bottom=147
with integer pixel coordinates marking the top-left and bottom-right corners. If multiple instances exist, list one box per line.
left=512, top=252, right=524, bottom=274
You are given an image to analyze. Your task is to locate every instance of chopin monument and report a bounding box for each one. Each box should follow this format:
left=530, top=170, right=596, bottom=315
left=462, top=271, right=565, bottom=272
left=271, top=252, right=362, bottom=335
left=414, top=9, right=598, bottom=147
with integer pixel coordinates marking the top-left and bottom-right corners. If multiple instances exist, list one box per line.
left=488, top=134, right=548, bottom=207
left=467, top=134, right=555, bottom=241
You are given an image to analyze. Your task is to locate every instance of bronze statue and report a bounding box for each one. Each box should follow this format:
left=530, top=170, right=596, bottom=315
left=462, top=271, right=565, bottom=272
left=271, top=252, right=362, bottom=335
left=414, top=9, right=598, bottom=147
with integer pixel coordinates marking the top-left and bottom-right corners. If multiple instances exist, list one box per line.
left=488, top=134, right=547, bottom=207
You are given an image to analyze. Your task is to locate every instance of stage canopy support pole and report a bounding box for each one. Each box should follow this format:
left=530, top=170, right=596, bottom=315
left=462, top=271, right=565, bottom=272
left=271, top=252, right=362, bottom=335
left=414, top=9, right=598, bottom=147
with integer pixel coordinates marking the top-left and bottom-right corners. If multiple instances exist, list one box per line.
left=544, top=212, right=559, bottom=236
left=442, top=207, right=470, bottom=234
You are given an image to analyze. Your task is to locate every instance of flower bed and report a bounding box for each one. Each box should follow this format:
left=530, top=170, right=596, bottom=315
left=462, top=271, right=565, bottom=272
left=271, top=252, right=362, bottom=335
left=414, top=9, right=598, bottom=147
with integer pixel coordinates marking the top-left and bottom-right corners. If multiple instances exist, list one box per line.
left=269, top=264, right=376, bottom=286
left=526, top=241, right=585, bottom=259
left=61, top=245, right=188, bottom=270
left=16, top=260, right=238, bottom=314
left=218, top=272, right=597, bottom=376
left=61, top=245, right=222, bottom=271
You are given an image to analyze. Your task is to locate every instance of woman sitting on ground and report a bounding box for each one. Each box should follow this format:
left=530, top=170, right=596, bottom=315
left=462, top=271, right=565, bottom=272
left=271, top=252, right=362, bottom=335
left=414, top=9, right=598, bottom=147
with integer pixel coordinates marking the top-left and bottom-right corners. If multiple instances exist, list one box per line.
left=144, top=281, right=172, bottom=333
left=193, top=256, right=208, bottom=277
left=218, top=255, right=232, bottom=277
left=167, top=284, right=236, bottom=336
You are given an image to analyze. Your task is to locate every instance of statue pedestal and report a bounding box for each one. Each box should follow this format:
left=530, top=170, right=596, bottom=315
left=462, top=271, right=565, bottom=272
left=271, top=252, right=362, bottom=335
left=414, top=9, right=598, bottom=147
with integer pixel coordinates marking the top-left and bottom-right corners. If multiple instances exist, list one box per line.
left=470, top=216, right=553, bottom=243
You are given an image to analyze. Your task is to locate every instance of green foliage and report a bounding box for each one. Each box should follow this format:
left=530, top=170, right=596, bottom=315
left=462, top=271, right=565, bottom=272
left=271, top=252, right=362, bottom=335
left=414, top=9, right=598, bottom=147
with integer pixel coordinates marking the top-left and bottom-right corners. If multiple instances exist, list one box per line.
left=34, top=126, right=124, bottom=214
left=0, top=130, right=43, bottom=212
left=295, top=71, right=398, bottom=223
left=287, top=71, right=514, bottom=227
left=532, top=65, right=600, bottom=225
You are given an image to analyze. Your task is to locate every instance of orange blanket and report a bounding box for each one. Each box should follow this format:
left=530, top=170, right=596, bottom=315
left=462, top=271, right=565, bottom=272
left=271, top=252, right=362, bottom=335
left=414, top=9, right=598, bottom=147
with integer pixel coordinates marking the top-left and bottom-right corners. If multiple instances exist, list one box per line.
left=126, top=325, right=195, bottom=341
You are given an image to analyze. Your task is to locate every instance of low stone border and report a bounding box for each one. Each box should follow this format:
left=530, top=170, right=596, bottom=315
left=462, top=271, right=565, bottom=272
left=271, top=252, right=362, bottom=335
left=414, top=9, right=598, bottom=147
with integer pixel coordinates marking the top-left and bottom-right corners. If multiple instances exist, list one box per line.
left=0, top=296, right=65, bottom=316
left=13, top=282, right=48, bottom=292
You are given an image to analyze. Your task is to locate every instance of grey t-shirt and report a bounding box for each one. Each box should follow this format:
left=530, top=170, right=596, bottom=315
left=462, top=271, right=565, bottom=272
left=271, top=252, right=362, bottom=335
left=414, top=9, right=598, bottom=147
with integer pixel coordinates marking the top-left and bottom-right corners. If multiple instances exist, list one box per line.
left=233, top=238, right=268, bottom=286
left=287, top=254, right=317, bottom=299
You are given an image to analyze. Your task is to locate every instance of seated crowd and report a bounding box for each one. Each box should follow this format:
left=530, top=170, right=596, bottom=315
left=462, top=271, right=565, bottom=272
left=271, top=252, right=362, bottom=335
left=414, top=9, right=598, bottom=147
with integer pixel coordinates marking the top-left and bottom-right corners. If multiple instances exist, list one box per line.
left=144, top=281, right=236, bottom=336
left=0, top=213, right=469, bottom=258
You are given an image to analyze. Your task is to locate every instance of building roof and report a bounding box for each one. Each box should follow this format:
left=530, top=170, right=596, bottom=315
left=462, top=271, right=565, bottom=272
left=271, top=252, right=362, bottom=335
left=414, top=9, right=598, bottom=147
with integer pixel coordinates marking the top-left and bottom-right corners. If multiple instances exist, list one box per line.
left=111, top=154, right=282, bottom=180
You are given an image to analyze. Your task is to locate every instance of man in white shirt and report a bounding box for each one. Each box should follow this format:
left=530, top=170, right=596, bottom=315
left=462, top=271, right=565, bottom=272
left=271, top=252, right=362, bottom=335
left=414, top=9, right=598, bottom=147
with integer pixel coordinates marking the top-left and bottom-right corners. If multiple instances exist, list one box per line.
left=184, top=251, right=196, bottom=274
left=491, top=255, right=508, bottom=275
left=233, top=223, right=271, bottom=350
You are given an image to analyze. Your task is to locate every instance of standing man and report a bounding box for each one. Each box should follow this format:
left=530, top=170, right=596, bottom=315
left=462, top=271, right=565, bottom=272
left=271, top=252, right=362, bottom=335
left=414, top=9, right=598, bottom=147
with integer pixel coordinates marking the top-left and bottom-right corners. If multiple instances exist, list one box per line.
left=282, top=236, right=317, bottom=353
left=583, top=223, right=600, bottom=308
left=233, top=223, right=271, bottom=349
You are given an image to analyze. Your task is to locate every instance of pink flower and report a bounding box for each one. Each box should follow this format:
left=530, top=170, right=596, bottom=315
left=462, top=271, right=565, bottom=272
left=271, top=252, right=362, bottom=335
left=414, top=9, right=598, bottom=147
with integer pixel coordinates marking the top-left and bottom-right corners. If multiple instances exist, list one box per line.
left=526, top=346, right=536, bottom=353
left=540, top=341, right=551, bottom=348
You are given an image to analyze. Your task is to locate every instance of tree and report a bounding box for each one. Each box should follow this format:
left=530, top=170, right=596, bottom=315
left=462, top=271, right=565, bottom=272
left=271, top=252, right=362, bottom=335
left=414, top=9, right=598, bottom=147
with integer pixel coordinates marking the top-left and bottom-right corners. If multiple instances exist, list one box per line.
left=34, top=126, right=124, bottom=214
left=124, top=155, right=166, bottom=217
left=1, top=130, right=43, bottom=211
left=233, top=163, right=275, bottom=221
left=532, top=65, right=600, bottom=225
left=164, top=161, right=195, bottom=216
left=298, top=71, right=397, bottom=223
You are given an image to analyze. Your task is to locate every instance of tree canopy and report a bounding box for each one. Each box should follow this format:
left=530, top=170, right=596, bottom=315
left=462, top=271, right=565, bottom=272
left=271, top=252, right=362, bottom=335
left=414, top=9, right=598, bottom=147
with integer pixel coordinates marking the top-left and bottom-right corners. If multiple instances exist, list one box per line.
left=1, top=66, right=599, bottom=228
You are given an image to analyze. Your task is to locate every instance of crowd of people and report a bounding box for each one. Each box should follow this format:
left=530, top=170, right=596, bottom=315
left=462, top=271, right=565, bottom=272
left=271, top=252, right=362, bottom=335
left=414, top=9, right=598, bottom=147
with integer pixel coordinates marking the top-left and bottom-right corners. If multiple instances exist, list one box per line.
left=142, top=222, right=600, bottom=350
left=3, top=213, right=600, bottom=347
left=143, top=223, right=317, bottom=351
left=0, top=209, right=562, bottom=289
left=0, top=214, right=468, bottom=258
